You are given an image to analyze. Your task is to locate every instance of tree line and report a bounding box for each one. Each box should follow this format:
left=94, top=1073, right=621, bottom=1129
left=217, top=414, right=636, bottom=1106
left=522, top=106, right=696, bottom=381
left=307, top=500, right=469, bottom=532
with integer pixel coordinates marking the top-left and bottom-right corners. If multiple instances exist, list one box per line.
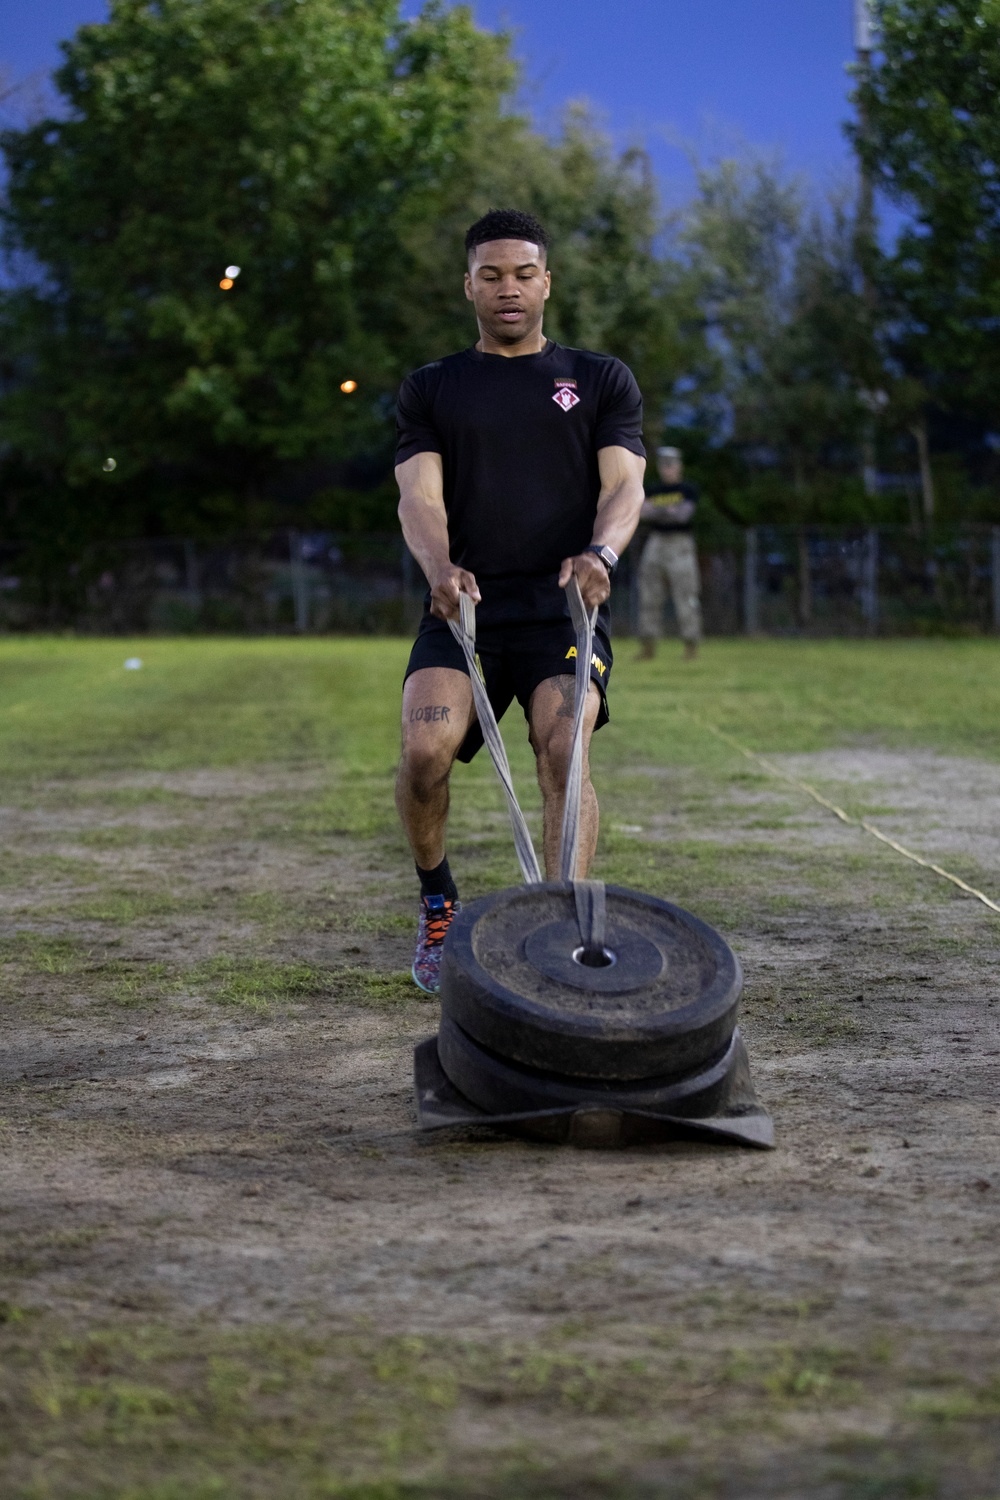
left=0, top=0, right=997, bottom=599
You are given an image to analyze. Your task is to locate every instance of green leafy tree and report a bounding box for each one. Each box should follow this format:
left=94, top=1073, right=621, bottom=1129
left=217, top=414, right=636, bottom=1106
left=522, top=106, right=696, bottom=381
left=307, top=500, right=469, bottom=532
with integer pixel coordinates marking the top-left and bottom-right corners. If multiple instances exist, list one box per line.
left=0, top=0, right=510, bottom=542
left=681, top=158, right=879, bottom=542
left=1, top=0, right=704, bottom=568
left=855, top=0, right=1000, bottom=419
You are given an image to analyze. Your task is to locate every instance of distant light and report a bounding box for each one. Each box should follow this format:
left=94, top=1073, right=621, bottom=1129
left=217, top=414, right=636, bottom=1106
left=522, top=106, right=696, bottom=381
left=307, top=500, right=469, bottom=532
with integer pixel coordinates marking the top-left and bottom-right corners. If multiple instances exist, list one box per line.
left=340, top=379, right=358, bottom=393
left=102, top=457, right=117, bottom=472
left=124, top=657, right=143, bottom=670
left=220, top=277, right=234, bottom=290
left=225, top=264, right=241, bottom=278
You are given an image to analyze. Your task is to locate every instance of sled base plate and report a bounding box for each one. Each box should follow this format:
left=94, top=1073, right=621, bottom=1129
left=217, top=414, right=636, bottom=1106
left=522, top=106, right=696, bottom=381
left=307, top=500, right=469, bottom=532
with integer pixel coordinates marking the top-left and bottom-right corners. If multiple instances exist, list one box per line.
left=413, top=1035, right=774, bottom=1150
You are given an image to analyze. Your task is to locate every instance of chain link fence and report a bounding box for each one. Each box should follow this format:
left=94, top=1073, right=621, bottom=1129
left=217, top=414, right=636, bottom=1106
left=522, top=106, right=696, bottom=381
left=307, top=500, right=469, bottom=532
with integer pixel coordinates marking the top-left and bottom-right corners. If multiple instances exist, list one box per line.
left=616, top=523, right=1000, bottom=638
left=0, top=524, right=998, bottom=636
left=0, top=531, right=416, bottom=636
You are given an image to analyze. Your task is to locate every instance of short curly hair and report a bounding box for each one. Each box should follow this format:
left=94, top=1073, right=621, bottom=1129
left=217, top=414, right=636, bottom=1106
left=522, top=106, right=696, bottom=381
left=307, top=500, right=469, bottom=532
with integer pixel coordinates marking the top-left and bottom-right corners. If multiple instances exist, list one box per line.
left=465, top=208, right=550, bottom=260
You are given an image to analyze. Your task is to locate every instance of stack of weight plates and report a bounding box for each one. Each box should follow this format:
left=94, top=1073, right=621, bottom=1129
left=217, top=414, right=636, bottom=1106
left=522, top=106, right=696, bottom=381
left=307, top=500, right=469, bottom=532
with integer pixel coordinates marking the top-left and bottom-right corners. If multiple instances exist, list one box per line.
left=413, top=882, right=774, bottom=1149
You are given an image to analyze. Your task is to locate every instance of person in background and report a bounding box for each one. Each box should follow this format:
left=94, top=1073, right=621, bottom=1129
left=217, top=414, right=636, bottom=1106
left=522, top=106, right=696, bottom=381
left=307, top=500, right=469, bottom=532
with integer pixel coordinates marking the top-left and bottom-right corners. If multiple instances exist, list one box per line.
left=636, top=445, right=702, bottom=662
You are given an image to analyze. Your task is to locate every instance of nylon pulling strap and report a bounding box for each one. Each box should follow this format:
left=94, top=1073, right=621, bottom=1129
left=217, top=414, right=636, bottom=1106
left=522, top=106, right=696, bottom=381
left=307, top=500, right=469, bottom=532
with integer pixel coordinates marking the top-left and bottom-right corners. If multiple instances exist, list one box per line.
left=447, top=591, right=543, bottom=886
left=446, top=577, right=598, bottom=890
left=559, top=575, right=599, bottom=883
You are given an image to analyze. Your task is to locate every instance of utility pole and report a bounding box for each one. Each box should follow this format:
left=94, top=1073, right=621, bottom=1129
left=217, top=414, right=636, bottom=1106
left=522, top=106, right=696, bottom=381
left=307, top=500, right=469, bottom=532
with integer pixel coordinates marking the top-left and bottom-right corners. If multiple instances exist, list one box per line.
left=854, top=0, right=876, bottom=255
left=853, top=0, right=880, bottom=499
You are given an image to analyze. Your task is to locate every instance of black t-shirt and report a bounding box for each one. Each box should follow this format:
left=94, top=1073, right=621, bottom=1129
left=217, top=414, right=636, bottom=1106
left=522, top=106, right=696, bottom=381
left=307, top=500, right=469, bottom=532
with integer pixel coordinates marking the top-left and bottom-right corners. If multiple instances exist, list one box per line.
left=396, top=341, right=645, bottom=625
left=644, top=480, right=699, bottom=532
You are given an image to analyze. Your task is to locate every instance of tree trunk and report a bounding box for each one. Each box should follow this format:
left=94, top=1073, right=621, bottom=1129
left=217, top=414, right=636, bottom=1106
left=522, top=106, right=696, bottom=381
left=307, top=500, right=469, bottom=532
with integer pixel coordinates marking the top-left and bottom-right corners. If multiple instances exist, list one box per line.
left=860, top=421, right=878, bottom=498
left=910, top=416, right=935, bottom=523
left=792, top=455, right=811, bottom=627
left=796, top=527, right=812, bottom=628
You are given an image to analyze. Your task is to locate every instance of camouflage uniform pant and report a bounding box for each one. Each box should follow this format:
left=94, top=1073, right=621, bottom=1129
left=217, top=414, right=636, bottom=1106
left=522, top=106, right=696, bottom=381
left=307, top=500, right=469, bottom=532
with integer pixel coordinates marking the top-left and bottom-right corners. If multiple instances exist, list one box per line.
left=637, top=531, right=703, bottom=644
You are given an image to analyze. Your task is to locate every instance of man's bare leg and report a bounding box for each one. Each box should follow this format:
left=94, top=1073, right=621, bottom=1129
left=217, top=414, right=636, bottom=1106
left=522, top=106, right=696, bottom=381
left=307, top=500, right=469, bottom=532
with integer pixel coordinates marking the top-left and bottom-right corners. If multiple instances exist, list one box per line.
left=528, top=676, right=602, bottom=878
left=395, top=668, right=475, bottom=868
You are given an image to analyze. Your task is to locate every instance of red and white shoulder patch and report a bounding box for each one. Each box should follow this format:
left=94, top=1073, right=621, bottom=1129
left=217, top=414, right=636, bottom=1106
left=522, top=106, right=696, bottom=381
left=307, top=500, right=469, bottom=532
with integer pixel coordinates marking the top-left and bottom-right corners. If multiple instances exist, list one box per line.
left=553, top=378, right=580, bottom=412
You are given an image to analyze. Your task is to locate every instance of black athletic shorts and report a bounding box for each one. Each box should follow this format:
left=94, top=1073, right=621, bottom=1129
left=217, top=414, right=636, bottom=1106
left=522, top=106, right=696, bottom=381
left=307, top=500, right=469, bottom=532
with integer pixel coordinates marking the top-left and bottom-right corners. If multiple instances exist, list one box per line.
left=404, top=612, right=613, bottom=763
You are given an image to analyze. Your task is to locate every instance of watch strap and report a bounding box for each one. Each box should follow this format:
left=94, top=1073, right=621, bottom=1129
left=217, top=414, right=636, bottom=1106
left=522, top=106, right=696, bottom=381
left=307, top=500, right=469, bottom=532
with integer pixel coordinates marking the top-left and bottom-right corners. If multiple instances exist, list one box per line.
left=585, top=544, right=617, bottom=574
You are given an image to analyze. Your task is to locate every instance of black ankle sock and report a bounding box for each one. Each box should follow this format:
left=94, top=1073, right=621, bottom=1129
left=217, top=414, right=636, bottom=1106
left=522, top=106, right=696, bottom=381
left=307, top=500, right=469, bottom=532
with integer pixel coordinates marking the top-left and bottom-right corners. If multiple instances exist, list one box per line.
left=416, top=857, right=458, bottom=902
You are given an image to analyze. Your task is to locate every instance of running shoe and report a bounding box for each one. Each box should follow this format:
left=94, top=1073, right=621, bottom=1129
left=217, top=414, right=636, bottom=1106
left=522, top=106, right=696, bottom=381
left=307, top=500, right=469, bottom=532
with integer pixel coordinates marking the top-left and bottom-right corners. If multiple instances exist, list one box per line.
left=411, top=893, right=461, bottom=994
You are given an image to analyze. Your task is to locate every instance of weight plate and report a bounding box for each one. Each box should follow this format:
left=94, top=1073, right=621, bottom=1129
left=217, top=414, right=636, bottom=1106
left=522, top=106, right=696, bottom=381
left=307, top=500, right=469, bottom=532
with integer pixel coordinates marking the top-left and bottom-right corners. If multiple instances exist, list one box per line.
left=437, top=1011, right=739, bottom=1119
left=523, top=919, right=664, bottom=992
left=440, top=882, right=741, bottom=1080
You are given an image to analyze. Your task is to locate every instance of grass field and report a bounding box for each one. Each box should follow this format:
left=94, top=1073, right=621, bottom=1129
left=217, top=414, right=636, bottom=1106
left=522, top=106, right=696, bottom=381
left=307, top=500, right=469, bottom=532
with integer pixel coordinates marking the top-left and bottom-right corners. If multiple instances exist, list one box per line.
left=1, top=636, right=999, bottom=1499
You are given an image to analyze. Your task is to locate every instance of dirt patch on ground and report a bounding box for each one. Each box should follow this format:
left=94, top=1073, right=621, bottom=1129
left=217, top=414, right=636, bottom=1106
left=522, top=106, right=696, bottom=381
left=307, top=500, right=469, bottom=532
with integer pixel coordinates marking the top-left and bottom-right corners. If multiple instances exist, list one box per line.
left=772, top=748, right=1000, bottom=870
left=2, top=745, right=999, bottom=1497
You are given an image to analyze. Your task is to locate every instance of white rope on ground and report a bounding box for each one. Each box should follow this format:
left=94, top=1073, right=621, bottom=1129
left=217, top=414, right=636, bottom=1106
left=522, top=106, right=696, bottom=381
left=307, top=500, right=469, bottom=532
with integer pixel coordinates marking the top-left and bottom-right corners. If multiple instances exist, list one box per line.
left=675, top=705, right=1000, bottom=916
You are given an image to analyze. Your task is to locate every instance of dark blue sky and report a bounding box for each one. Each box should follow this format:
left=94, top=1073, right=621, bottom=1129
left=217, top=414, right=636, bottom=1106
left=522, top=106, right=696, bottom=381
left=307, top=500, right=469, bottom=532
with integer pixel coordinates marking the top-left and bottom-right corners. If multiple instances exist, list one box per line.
left=2, top=1, right=863, bottom=201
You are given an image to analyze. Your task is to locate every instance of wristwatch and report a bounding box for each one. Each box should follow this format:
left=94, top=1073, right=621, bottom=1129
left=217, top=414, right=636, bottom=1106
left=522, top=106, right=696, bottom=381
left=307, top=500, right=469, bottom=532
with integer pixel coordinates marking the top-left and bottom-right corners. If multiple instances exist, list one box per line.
left=585, top=544, right=619, bottom=575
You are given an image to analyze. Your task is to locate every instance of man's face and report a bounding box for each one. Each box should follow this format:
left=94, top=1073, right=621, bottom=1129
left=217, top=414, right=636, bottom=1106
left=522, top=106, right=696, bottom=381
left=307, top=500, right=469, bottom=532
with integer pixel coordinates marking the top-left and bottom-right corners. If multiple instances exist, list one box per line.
left=464, top=239, right=551, bottom=346
left=657, top=456, right=682, bottom=485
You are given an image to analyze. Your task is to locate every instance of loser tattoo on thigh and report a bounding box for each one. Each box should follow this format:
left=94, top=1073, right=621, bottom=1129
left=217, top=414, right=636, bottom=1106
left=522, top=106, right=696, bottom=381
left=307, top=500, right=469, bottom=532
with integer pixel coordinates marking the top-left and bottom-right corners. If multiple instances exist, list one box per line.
left=409, top=704, right=451, bottom=724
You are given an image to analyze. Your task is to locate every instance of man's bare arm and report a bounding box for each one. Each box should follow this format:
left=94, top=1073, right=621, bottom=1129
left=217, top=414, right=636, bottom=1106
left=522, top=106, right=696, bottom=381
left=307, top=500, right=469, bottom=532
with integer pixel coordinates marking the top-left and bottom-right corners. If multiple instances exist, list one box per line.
left=558, top=445, right=648, bottom=608
left=592, top=445, right=649, bottom=552
left=396, top=451, right=480, bottom=620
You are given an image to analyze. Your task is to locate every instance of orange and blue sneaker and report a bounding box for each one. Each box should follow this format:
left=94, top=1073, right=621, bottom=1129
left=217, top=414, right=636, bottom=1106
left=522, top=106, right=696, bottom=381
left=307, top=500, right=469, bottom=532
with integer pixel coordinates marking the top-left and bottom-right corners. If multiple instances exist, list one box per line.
left=412, top=893, right=461, bottom=993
